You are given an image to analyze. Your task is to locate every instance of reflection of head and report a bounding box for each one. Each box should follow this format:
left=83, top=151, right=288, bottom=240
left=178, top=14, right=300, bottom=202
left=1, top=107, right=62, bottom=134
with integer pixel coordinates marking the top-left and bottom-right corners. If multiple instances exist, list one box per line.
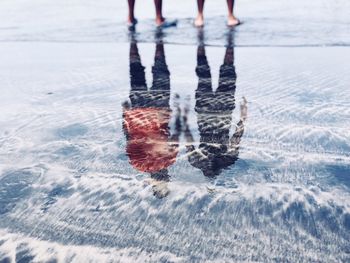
left=189, top=144, right=238, bottom=179
left=151, top=169, right=170, bottom=198
left=151, top=179, right=170, bottom=199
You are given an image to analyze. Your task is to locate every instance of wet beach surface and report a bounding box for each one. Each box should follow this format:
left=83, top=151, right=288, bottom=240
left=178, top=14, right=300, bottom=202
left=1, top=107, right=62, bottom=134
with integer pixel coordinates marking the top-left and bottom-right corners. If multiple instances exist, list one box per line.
left=1, top=0, right=350, bottom=46
left=0, top=0, right=350, bottom=262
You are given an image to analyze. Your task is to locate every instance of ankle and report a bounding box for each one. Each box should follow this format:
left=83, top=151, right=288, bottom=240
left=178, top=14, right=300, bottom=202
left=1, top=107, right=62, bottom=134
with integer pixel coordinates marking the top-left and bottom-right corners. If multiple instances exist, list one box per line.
left=197, top=13, right=204, bottom=19
left=128, top=15, right=135, bottom=23
left=228, top=13, right=236, bottom=19
left=156, top=16, right=165, bottom=25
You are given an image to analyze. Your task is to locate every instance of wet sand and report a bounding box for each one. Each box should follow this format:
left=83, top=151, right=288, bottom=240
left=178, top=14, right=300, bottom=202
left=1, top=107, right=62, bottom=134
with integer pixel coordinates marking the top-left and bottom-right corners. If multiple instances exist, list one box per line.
left=0, top=0, right=350, bottom=262
left=1, top=0, right=350, bottom=46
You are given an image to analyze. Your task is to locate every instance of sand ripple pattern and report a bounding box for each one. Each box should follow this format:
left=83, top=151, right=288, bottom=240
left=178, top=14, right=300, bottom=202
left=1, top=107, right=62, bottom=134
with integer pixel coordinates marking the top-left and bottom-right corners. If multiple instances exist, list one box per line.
left=0, top=40, right=349, bottom=261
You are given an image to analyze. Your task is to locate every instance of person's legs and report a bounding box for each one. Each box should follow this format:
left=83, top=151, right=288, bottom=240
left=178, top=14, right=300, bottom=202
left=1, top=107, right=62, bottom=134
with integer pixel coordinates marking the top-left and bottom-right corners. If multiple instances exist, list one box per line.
left=195, top=0, right=205, bottom=27
left=151, top=32, right=171, bottom=108
left=154, top=0, right=165, bottom=26
left=129, top=39, right=146, bottom=91
left=152, top=41, right=170, bottom=92
left=227, top=0, right=240, bottom=26
left=128, top=0, right=175, bottom=27
left=127, top=0, right=137, bottom=25
left=196, top=31, right=211, bottom=93
left=129, top=41, right=148, bottom=109
left=195, top=38, right=213, bottom=114
left=217, top=46, right=236, bottom=93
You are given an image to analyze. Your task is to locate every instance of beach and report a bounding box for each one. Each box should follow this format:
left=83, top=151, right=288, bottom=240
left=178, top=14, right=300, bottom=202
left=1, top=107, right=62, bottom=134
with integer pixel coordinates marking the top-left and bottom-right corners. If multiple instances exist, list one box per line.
left=0, top=0, right=349, bottom=262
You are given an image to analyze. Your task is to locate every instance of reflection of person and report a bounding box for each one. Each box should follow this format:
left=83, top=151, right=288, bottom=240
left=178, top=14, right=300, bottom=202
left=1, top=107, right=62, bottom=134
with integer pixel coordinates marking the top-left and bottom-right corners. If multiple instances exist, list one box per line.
left=127, top=0, right=177, bottom=29
left=122, top=31, right=180, bottom=198
left=184, top=30, right=247, bottom=177
left=195, top=0, right=240, bottom=27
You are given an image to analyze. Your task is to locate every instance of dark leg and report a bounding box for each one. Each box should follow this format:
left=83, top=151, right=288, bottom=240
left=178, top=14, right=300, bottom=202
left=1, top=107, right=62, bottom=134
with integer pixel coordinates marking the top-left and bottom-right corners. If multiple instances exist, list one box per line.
left=129, top=41, right=146, bottom=91
left=196, top=45, right=212, bottom=92
left=227, top=0, right=234, bottom=16
left=216, top=51, right=236, bottom=93
left=195, top=0, right=205, bottom=27
left=224, top=46, right=234, bottom=66
left=150, top=40, right=170, bottom=108
left=128, top=38, right=148, bottom=109
left=127, top=0, right=137, bottom=24
left=154, top=0, right=165, bottom=26
left=152, top=41, right=170, bottom=91
left=217, top=33, right=236, bottom=93
left=227, top=0, right=240, bottom=26
left=195, top=43, right=214, bottom=133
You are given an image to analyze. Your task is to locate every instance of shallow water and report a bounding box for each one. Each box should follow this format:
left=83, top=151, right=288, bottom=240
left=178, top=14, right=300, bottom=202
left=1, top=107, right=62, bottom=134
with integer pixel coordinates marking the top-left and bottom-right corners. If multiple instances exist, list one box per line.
left=1, top=0, right=350, bottom=46
left=1, top=0, right=350, bottom=262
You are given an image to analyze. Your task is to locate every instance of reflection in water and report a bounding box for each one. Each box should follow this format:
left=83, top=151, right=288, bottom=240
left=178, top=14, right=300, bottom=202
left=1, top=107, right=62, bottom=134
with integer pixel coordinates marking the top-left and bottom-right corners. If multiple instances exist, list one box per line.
left=184, top=30, right=247, bottom=177
left=123, top=31, right=180, bottom=198
left=123, top=29, right=247, bottom=197
left=2, top=21, right=350, bottom=263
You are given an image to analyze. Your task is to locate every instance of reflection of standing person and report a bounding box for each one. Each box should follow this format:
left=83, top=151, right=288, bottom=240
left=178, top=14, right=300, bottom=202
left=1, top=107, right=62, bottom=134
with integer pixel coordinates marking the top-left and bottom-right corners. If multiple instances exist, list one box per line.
left=127, top=0, right=177, bottom=28
left=184, top=30, right=247, bottom=177
left=122, top=31, right=180, bottom=198
left=195, top=0, right=240, bottom=27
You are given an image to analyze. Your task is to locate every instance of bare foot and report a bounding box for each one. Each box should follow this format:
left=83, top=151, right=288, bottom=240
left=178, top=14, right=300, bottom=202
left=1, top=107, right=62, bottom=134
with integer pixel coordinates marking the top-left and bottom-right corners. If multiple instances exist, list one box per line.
left=227, top=15, right=240, bottom=27
left=151, top=180, right=170, bottom=199
left=194, top=14, right=204, bottom=27
left=155, top=16, right=165, bottom=27
left=156, top=17, right=178, bottom=28
left=127, top=17, right=138, bottom=28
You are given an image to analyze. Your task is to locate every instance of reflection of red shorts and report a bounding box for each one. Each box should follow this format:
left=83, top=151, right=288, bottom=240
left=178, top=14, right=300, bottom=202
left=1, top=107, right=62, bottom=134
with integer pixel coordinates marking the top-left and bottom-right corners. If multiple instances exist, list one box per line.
left=124, top=108, right=178, bottom=173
